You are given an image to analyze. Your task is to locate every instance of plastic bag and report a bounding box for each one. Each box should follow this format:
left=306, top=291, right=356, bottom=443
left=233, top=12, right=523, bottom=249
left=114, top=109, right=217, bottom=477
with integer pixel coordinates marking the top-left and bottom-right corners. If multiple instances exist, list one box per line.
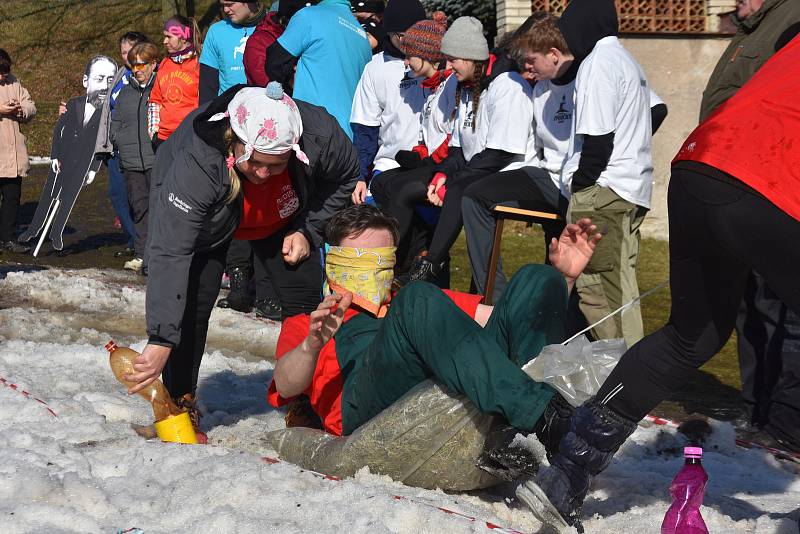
left=264, top=380, right=502, bottom=491
left=523, top=335, right=627, bottom=407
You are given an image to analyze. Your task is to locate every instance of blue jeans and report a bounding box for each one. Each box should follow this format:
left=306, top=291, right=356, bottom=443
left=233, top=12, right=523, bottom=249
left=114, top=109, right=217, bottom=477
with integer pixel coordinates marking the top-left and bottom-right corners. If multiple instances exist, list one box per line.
left=107, top=155, right=136, bottom=248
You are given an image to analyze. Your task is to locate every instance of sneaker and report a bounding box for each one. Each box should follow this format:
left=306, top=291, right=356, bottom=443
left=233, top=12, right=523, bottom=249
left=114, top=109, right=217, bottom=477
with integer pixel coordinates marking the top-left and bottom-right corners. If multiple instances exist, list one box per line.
left=114, top=247, right=135, bottom=258
left=253, top=297, right=283, bottom=321
left=2, top=241, right=30, bottom=254
left=124, top=257, right=143, bottom=271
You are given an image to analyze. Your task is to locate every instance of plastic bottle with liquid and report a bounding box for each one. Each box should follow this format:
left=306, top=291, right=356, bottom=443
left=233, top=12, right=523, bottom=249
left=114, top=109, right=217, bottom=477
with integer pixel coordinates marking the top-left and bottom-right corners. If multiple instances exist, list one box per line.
left=105, top=340, right=197, bottom=444
left=661, top=446, right=709, bottom=534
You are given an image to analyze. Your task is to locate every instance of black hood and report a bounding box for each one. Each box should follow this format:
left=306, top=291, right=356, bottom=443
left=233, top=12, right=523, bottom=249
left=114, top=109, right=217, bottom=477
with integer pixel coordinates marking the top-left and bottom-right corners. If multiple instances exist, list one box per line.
left=193, top=83, right=244, bottom=155
left=558, top=0, right=618, bottom=61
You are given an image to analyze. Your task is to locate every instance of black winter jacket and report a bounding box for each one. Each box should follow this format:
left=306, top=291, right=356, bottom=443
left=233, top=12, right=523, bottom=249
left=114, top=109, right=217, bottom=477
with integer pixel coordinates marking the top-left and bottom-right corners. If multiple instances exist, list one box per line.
left=146, top=84, right=359, bottom=345
left=110, top=74, right=156, bottom=172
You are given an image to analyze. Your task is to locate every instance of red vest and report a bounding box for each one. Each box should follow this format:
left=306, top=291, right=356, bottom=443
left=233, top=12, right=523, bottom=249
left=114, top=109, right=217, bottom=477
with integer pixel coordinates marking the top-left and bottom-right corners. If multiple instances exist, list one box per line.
left=673, top=36, right=800, bottom=222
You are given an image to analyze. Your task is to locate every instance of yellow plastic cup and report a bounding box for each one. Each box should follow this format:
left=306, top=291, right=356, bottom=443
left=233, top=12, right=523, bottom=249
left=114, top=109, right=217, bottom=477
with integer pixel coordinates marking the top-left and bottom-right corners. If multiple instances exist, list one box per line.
left=153, top=412, right=199, bottom=444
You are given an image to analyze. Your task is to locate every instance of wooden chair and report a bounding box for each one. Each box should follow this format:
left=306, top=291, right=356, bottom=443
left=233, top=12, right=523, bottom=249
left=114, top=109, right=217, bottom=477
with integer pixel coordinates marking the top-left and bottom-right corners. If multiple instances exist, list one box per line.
left=484, top=205, right=561, bottom=305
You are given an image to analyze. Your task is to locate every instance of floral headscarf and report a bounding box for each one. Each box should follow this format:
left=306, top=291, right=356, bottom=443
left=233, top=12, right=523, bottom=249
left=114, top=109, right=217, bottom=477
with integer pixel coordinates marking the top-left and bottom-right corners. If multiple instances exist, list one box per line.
left=209, top=82, right=309, bottom=166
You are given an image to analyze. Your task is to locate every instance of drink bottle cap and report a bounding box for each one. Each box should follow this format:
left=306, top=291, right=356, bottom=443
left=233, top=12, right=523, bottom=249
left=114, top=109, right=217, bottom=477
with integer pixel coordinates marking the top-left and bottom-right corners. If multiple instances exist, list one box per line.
left=684, top=446, right=703, bottom=458
left=105, top=340, right=117, bottom=352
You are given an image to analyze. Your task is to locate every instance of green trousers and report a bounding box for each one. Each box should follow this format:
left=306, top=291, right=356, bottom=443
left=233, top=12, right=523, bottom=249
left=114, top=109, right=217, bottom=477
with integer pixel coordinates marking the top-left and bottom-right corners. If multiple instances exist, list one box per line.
left=337, top=264, right=567, bottom=436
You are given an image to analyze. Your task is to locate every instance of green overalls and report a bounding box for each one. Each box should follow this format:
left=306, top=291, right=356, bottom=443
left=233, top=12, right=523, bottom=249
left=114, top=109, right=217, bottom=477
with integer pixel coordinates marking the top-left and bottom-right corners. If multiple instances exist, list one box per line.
left=335, top=264, right=567, bottom=435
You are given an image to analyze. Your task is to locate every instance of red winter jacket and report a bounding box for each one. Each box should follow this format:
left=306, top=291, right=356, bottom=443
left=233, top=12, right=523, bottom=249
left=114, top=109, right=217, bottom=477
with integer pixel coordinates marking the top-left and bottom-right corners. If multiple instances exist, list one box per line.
left=673, top=34, right=800, bottom=222
left=243, top=12, right=284, bottom=87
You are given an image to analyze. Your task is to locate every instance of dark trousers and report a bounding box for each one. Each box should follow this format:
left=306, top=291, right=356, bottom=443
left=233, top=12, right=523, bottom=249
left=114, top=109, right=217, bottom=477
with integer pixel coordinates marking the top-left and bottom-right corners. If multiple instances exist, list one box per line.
left=227, top=239, right=281, bottom=303
left=338, top=264, right=567, bottom=435
left=0, top=177, right=22, bottom=242
left=462, top=167, right=566, bottom=299
left=427, top=168, right=493, bottom=265
left=769, top=310, right=800, bottom=442
left=108, top=155, right=136, bottom=248
left=162, top=243, right=229, bottom=397
left=124, top=169, right=151, bottom=259
left=250, top=229, right=323, bottom=317
left=595, top=166, right=800, bottom=422
left=371, top=166, right=437, bottom=271
left=736, top=272, right=787, bottom=425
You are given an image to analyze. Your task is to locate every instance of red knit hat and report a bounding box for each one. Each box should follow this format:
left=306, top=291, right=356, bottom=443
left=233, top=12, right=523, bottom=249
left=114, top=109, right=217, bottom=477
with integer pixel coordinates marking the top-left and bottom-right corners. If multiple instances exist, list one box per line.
left=400, top=11, right=448, bottom=64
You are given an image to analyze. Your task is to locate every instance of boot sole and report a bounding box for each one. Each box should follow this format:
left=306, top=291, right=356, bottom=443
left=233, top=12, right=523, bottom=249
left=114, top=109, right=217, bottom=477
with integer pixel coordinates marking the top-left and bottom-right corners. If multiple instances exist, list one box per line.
left=516, top=481, right=570, bottom=533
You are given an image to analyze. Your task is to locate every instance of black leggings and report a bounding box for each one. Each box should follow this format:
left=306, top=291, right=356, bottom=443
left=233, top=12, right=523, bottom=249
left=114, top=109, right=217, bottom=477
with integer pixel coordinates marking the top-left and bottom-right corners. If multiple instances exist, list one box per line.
left=250, top=229, right=323, bottom=317
left=371, top=166, right=437, bottom=269
left=162, top=244, right=229, bottom=398
left=426, top=168, right=493, bottom=265
left=597, top=165, right=800, bottom=422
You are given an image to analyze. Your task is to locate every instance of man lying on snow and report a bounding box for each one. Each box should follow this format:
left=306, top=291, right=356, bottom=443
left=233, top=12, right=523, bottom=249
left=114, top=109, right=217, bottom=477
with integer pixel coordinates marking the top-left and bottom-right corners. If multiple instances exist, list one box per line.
left=268, top=203, right=601, bottom=459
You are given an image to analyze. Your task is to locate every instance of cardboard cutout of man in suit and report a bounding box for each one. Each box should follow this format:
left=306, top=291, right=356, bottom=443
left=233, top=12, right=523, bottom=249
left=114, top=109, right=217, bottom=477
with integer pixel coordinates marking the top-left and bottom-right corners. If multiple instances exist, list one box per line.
left=20, top=55, right=117, bottom=251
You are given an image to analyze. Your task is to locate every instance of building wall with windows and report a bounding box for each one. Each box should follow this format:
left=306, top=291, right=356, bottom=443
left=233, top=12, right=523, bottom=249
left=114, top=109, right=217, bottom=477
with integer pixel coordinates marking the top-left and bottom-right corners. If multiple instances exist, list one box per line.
left=495, top=0, right=738, bottom=239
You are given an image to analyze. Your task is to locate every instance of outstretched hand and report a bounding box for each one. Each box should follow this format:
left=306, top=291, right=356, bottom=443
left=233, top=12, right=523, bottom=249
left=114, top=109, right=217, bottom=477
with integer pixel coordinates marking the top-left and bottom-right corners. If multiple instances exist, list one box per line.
left=306, top=291, right=353, bottom=353
left=548, top=218, right=602, bottom=286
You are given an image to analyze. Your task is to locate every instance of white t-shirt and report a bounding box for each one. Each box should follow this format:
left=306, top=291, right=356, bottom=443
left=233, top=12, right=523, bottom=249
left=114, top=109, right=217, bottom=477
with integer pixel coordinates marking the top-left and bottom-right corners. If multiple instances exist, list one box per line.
left=561, top=36, right=654, bottom=208
left=451, top=71, right=534, bottom=163
left=420, top=73, right=457, bottom=153
left=505, top=78, right=574, bottom=193
left=350, top=52, right=430, bottom=172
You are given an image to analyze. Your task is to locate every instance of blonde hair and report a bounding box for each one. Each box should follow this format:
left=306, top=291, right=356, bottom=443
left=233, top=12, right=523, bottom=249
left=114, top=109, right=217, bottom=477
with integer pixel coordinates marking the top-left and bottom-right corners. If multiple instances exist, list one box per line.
left=223, top=126, right=242, bottom=204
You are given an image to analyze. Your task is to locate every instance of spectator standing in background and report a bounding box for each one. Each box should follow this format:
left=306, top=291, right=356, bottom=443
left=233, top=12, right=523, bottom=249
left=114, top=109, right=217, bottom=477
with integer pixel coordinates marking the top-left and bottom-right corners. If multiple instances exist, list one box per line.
left=243, top=0, right=318, bottom=87
left=110, top=43, right=161, bottom=273
left=107, top=32, right=150, bottom=259
left=700, top=0, right=800, bottom=452
left=149, top=15, right=201, bottom=149
left=199, top=1, right=267, bottom=104
left=265, top=0, right=372, bottom=138
left=0, top=48, right=35, bottom=253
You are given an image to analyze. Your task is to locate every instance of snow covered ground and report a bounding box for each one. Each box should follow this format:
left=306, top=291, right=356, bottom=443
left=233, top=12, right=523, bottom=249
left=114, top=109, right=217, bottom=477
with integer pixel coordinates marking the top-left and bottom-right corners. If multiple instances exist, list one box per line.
left=0, top=267, right=798, bottom=533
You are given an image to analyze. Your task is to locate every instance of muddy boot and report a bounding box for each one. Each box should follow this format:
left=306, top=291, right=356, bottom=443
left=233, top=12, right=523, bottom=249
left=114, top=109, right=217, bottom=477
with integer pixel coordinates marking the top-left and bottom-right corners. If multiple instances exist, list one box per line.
left=516, top=398, right=637, bottom=533
left=174, top=393, right=207, bottom=444
left=216, top=267, right=252, bottom=312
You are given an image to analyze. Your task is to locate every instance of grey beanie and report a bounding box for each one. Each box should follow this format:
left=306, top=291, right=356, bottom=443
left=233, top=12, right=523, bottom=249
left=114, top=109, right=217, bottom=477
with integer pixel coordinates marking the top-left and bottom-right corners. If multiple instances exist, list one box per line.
left=440, top=16, right=489, bottom=61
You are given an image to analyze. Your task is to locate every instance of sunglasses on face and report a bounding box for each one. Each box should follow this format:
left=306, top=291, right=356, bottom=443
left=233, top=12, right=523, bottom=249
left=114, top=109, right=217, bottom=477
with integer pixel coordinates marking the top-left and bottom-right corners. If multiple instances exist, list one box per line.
left=131, top=62, right=153, bottom=71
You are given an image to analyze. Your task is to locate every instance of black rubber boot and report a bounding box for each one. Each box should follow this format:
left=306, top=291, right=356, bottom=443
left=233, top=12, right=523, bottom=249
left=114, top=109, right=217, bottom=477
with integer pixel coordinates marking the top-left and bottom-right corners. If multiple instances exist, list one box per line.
left=216, top=267, right=252, bottom=312
left=516, top=398, right=637, bottom=532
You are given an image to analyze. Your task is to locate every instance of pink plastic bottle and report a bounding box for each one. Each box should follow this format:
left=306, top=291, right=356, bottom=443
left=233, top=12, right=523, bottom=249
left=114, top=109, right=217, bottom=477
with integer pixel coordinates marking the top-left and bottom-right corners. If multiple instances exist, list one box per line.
left=661, top=446, right=709, bottom=534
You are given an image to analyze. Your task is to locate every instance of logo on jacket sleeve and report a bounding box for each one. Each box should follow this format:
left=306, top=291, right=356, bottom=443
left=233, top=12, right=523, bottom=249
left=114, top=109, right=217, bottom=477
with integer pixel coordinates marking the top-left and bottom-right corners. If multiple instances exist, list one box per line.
left=168, top=192, right=193, bottom=213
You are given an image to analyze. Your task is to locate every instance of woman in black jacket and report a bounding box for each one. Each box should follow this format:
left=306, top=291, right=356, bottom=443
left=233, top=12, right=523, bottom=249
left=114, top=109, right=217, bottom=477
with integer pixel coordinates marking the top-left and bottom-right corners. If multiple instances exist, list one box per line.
left=125, top=83, right=359, bottom=430
left=110, top=42, right=161, bottom=271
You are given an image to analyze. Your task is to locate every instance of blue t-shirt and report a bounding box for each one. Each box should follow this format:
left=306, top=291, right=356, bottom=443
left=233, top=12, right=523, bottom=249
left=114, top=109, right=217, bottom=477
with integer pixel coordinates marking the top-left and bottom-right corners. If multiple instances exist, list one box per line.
left=200, top=18, right=259, bottom=94
left=278, top=0, right=371, bottom=139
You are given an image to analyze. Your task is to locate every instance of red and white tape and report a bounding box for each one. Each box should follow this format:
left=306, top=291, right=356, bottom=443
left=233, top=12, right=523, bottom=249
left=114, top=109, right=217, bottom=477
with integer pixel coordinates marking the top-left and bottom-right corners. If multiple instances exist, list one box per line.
left=0, top=375, right=58, bottom=418
left=260, top=456, right=525, bottom=534
left=643, top=414, right=800, bottom=464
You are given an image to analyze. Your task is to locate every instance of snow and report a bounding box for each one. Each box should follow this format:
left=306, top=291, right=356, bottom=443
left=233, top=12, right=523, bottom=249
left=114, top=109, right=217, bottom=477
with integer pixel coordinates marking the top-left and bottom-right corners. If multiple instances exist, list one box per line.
left=1, top=267, right=798, bottom=533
